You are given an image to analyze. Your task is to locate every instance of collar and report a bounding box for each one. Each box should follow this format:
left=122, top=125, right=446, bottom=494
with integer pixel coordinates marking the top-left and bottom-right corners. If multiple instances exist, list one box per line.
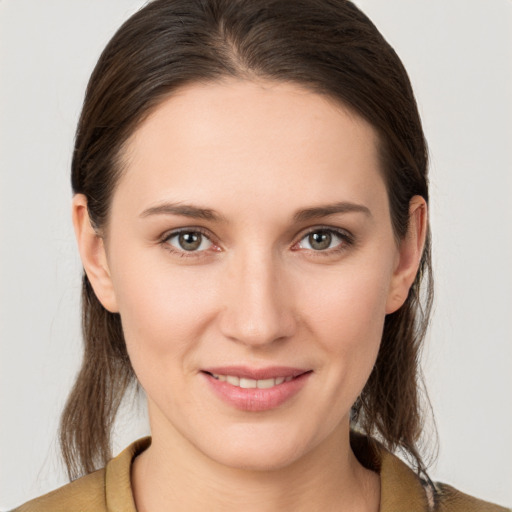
left=104, top=434, right=429, bottom=512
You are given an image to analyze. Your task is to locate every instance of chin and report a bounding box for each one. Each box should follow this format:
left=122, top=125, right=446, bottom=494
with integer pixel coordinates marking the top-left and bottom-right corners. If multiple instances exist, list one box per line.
left=211, top=445, right=305, bottom=472
left=195, top=425, right=315, bottom=472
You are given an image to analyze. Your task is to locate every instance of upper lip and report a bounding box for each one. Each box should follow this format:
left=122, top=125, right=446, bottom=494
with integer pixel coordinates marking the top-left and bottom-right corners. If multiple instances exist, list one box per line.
left=201, top=366, right=310, bottom=380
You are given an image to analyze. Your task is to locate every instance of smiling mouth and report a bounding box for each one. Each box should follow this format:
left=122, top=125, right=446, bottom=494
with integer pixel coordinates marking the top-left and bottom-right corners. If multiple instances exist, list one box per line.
left=201, top=368, right=313, bottom=411
left=202, top=370, right=312, bottom=389
left=205, top=372, right=294, bottom=389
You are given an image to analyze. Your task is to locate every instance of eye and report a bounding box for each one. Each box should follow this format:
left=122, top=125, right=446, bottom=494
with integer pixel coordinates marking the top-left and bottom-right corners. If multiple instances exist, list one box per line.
left=165, top=230, right=213, bottom=252
left=295, top=228, right=351, bottom=252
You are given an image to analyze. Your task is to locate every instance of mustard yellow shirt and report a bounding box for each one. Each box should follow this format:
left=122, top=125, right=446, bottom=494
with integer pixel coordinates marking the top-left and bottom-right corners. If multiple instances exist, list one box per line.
left=13, top=435, right=510, bottom=511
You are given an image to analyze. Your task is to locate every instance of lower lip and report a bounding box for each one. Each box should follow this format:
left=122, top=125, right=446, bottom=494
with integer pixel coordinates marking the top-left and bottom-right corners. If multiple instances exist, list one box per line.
left=202, top=372, right=311, bottom=412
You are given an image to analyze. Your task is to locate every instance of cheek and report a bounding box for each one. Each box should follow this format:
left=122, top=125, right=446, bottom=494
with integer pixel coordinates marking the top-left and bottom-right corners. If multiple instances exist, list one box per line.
left=109, top=249, right=221, bottom=369
left=295, top=258, right=393, bottom=384
left=299, top=261, right=391, bottom=342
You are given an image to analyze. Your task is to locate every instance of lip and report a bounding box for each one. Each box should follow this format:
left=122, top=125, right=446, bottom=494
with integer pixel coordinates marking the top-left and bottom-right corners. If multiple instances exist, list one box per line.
left=202, top=365, right=308, bottom=380
left=201, top=366, right=312, bottom=412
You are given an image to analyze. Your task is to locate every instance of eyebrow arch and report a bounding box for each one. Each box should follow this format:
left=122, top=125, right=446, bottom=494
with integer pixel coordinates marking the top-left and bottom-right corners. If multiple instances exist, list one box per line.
left=140, top=200, right=370, bottom=223
left=139, top=202, right=227, bottom=222
left=293, top=201, right=372, bottom=222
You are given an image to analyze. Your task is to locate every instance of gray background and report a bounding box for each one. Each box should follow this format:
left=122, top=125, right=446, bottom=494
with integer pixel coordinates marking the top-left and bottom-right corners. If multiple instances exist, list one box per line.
left=1, top=0, right=511, bottom=509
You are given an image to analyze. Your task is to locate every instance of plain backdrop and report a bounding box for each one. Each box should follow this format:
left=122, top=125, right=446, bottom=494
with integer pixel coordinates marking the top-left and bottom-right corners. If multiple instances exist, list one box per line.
left=1, top=0, right=511, bottom=509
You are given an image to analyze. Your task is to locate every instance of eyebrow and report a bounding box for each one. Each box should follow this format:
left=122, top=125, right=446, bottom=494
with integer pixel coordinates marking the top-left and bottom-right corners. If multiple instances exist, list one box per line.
left=139, top=202, right=227, bottom=222
left=139, top=200, right=371, bottom=223
left=293, top=201, right=372, bottom=222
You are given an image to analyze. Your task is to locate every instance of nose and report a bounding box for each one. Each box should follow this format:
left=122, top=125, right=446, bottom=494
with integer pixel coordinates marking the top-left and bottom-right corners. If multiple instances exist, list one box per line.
left=218, top=249, right=297, bottom=348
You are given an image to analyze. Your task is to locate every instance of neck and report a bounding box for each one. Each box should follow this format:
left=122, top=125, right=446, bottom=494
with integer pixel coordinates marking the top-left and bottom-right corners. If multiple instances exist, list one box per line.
left=132, top=413, right=380, bottom=512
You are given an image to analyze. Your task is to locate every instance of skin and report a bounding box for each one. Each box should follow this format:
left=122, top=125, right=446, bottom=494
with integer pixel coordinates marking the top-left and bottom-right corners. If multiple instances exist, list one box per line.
left=73, top=79, right=427, bottom=512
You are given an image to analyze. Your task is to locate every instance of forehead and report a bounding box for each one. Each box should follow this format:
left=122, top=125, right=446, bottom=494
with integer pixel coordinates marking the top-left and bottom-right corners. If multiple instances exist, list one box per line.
left=114, top=79, right=387, bottom=219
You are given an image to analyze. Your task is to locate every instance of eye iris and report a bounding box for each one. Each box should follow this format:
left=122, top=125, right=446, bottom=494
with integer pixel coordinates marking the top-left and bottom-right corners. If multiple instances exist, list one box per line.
left=178, top=232, right=202, bottom=251
left=308, top=231, right=332, bottom=250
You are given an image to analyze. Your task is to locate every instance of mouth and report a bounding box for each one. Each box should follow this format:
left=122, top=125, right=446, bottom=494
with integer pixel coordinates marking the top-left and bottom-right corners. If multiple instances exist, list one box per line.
left=200, top=367, right=313, bottom=411
left=204, top=372, right=297, bottom=389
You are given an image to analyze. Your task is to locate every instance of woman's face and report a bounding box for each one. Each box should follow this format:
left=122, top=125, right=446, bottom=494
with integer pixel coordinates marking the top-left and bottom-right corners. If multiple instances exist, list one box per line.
left=87, top=79, right=417, bottom=470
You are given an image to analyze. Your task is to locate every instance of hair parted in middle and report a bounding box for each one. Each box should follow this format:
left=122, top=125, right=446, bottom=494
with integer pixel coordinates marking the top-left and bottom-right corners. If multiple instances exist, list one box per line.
left=61, top=0, right=434, bottom=481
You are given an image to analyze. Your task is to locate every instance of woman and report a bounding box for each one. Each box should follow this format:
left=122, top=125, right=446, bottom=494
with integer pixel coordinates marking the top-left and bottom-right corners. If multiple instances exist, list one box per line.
left=10, top=1, right=510, bottom=511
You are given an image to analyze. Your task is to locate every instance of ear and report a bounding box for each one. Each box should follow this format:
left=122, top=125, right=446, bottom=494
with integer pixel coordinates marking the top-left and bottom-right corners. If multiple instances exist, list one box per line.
left=72, top=194, right=119, bottom=313
left=385, top=196, right=428, bottom=314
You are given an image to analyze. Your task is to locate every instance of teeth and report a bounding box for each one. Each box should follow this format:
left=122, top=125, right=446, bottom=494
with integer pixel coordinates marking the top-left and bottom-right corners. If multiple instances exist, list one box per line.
left=257, top=378, right=275, bottom=389
left=226, top=375, right=240, bottom=386
left=211, top=373, right=294, bottom=389
left=239, top=378, right=257, bottom=389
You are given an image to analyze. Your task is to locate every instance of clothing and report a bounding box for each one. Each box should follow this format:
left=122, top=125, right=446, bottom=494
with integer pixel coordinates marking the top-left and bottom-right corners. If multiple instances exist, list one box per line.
left=13, top=435, right=510, bottom=512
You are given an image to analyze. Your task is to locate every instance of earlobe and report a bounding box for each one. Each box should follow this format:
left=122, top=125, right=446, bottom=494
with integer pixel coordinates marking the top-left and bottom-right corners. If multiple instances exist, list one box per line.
left=72, top=194, right=119, bottom=313
left=385, top=196, right=428, bottom=314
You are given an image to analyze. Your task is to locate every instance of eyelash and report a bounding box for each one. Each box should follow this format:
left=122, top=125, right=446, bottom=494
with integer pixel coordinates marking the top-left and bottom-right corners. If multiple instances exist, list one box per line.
left=160, top=226, right=354, bottom=258
left=160, top=227, right=218, bottom=258
left=292, top=226, right=355, bottom=256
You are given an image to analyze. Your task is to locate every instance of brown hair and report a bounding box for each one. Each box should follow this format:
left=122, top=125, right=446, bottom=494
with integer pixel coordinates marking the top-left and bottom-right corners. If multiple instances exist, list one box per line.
left=61, top=0, right=434, bottom=481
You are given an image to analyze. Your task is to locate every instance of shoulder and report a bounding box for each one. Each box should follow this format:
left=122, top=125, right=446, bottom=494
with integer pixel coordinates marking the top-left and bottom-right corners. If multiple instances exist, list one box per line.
left=11, top=469, right=106, bottom=512
left=350, top=431, right=510, bottom=512
left=10, top=437, right=150, bottom=512
left=433, top=482, right=511, bottom=512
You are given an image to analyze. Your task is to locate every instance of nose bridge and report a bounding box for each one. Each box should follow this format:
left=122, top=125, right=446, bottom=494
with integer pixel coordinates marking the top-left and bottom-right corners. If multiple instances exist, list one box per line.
left=219, top=246, right=295, bottom=346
